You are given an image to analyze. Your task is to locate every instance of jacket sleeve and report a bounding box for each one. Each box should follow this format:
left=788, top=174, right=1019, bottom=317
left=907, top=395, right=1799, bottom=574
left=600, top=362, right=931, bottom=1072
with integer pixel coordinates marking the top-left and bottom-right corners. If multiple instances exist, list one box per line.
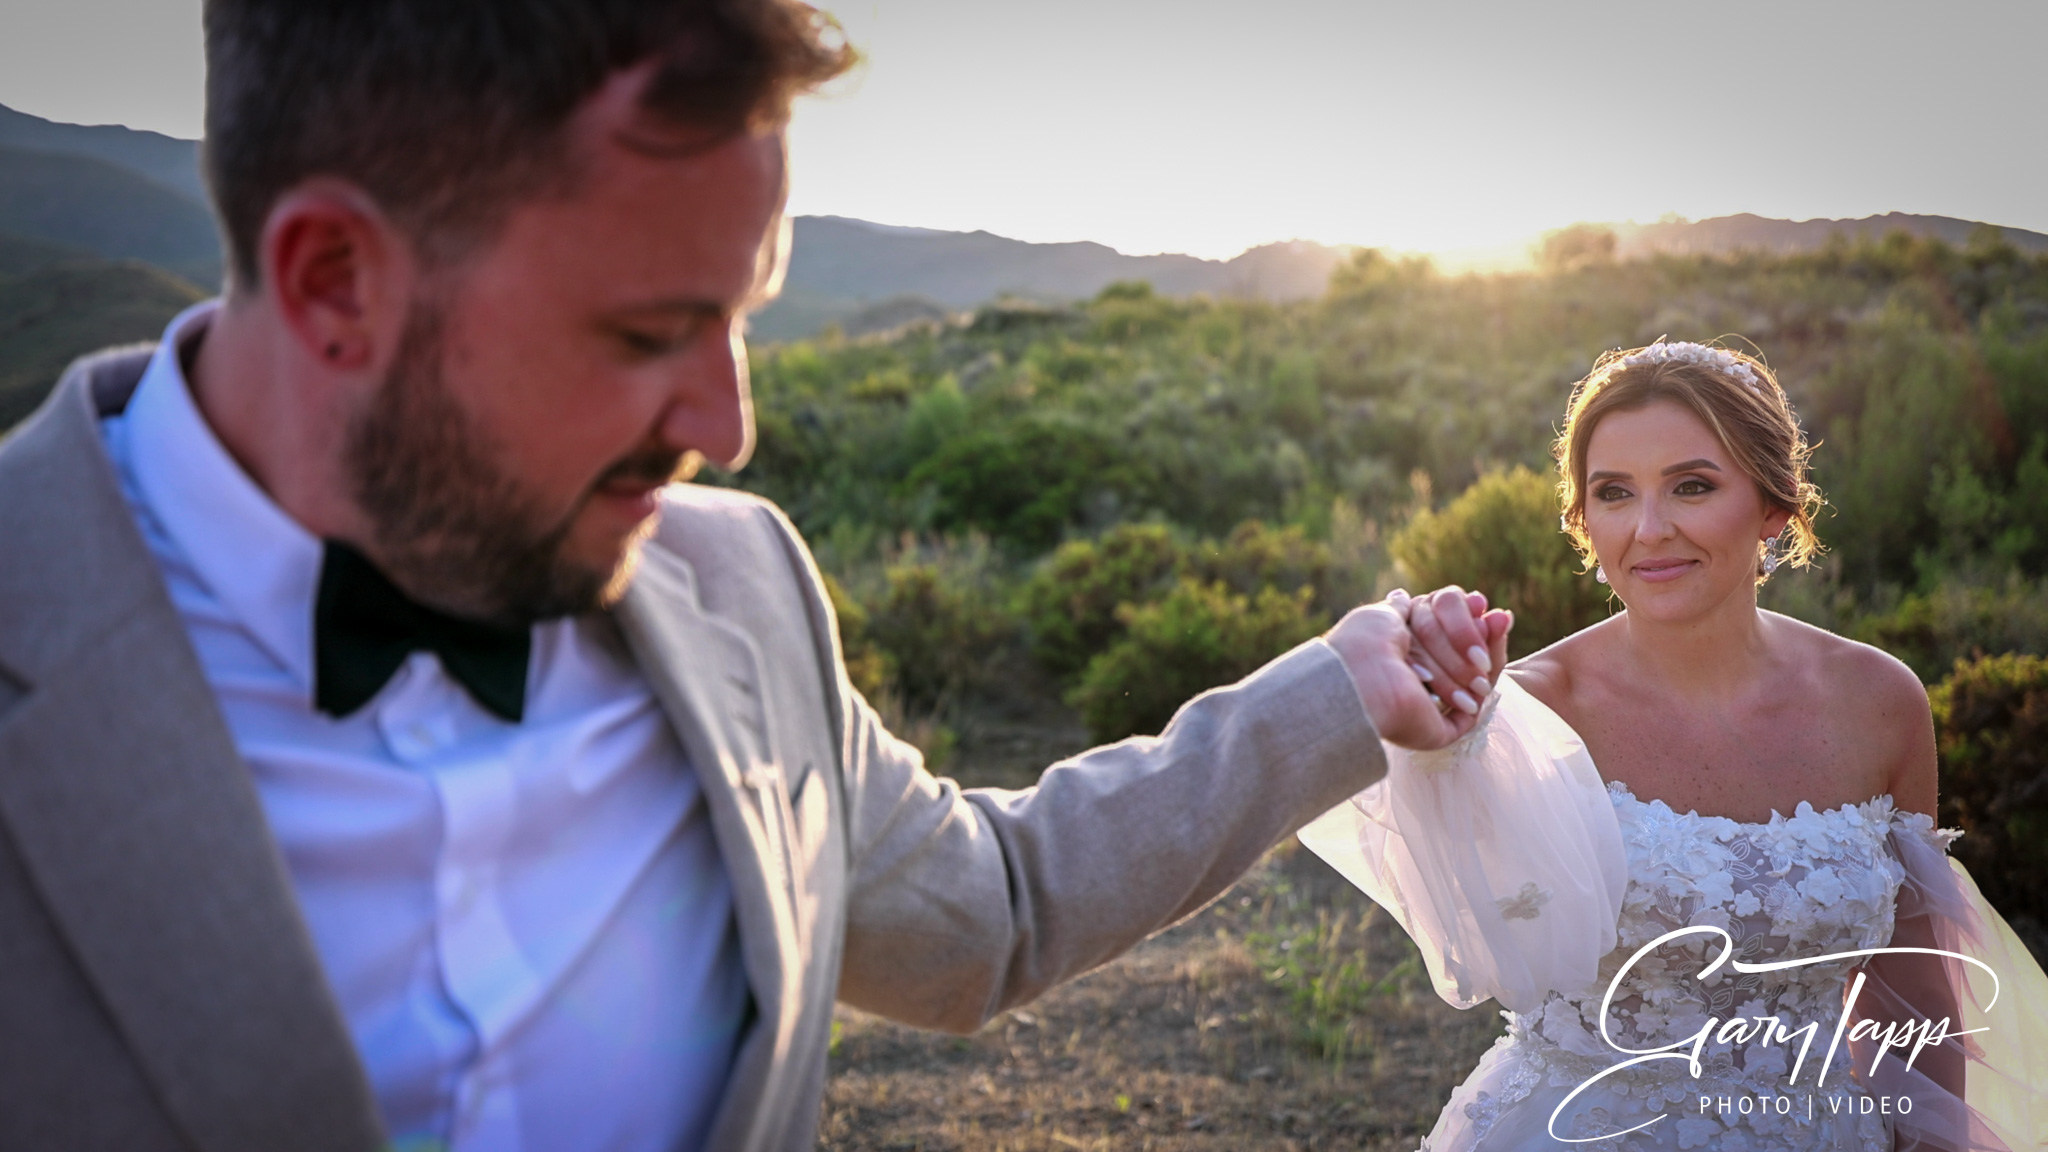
left=752, top=506, right=1391, bottom=1034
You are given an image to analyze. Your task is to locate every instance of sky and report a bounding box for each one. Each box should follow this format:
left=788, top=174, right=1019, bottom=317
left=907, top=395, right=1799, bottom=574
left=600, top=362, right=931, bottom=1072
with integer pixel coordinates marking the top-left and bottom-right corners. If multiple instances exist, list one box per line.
left=3, top=0, right=2043, bottom=261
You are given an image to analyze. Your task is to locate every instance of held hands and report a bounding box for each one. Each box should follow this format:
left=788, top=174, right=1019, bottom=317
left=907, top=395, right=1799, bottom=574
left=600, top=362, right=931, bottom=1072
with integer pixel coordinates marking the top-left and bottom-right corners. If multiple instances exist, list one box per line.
left=1325, top=587, right=1512, bottom=750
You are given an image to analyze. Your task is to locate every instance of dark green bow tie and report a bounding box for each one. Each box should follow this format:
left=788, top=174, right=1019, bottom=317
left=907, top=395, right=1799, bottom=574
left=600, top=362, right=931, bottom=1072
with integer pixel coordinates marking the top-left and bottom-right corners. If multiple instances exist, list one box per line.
left=313, top=541, right=531, bottom=723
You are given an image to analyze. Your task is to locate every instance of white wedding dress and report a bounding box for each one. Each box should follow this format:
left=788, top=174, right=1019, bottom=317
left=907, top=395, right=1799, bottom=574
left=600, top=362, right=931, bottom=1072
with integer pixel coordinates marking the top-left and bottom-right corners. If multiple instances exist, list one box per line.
left=1298, top=675, right=2048, bottom=1152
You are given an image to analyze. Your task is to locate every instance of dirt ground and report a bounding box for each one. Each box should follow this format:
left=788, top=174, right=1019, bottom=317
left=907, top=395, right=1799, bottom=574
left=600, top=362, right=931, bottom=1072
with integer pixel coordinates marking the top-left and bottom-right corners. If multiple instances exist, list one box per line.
left=819, top=834, right=1505, bottom=1152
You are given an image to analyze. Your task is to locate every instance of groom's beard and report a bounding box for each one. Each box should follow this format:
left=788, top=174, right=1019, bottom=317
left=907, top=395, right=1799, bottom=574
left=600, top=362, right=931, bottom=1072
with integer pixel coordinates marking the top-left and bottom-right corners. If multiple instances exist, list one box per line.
left=343, top=297, right=680, bottom=626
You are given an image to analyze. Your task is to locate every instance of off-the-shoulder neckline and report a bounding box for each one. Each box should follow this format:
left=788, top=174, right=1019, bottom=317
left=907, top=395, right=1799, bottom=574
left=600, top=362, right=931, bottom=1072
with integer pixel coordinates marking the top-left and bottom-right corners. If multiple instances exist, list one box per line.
left=1497, top=672, right=1895, bottom=828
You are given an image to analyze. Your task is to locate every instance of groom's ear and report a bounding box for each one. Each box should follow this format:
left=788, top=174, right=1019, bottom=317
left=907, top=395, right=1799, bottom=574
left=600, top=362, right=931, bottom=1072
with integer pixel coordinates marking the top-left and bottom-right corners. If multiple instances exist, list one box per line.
left=259, top=178, right=418, bottom=380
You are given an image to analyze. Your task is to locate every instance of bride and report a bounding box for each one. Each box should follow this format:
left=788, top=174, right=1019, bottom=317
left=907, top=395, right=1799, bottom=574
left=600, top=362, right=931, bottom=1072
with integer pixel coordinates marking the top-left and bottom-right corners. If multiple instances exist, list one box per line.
left=1304, top=342, right=2048, bottom=1150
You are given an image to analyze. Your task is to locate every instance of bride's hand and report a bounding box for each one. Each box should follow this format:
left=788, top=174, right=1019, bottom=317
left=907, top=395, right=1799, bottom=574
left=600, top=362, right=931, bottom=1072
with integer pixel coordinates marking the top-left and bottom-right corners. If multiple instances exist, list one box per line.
left=1395, top=586, right=1510, bottom=707
left=1326, top=588, right=1512, bottom=750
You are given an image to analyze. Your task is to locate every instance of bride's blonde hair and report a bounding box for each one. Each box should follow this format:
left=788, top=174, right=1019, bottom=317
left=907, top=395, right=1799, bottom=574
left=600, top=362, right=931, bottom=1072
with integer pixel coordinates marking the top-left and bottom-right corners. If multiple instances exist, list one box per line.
left=1552, top=342, right=1825, bottom=583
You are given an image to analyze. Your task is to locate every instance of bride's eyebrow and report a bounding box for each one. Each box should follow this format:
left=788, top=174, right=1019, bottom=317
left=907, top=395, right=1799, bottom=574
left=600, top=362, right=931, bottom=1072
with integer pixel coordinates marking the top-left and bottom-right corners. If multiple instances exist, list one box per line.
left=1587, top=459, right=1722, bottom=484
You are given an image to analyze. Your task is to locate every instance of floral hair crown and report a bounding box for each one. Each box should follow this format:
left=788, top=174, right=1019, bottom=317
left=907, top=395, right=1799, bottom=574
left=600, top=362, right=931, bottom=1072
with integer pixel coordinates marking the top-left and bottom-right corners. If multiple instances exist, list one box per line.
left=1617, top=341, right=1763, bottom=395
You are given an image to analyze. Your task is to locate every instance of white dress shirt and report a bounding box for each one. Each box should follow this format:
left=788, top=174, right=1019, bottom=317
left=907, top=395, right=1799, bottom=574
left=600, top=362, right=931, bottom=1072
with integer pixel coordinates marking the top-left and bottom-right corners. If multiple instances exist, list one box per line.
left=99, top=302, right=749, bottom=1152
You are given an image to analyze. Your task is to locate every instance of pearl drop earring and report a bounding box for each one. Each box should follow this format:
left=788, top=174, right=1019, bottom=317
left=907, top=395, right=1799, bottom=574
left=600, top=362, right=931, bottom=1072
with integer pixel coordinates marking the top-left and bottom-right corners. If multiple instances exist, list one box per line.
left=1595, top=564, right=1608, bottom=584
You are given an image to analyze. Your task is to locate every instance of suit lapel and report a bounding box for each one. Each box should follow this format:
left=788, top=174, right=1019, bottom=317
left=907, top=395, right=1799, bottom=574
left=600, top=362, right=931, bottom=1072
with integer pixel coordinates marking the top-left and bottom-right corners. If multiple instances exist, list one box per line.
left=612, top=544, right=802, bottom=1067
left=0, top=354, right=384, bottom=1152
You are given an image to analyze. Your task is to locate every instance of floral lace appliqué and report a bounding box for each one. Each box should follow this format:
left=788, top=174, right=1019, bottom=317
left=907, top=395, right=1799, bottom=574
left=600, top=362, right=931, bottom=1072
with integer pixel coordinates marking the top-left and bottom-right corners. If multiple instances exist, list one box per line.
left=1496, top=881, right=1552, bottom=921
left=1429, top=784, right=1919, bottom=1151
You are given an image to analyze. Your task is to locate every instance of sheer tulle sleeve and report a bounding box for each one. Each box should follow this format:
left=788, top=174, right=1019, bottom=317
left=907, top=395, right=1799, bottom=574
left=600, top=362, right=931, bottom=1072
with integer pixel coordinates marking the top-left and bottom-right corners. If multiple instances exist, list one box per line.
left=1296, top=675, right=1626, bottom=1013
left=1849, top=813, right=2048, bottom=1151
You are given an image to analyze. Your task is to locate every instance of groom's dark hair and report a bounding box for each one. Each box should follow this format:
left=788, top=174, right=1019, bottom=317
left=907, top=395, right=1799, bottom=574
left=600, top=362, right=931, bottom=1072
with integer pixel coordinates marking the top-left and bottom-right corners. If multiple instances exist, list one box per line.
left=203, top=0, right=854, bottom=290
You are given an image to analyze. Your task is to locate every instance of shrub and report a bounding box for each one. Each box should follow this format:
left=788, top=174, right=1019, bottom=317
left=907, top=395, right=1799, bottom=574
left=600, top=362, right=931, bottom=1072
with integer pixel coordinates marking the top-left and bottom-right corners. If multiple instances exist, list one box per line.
left=1388, top=466, right=1610, bottom=657
left=1845, top=575, right=2048, bottom=683
left=822, top=572, right=891, bottom=702
left=1019, top=522, right=1188, bottom=680
left=1070, top=578, right=1325, bottom=742
left=866, top=561, right=1018, bottom=714
left=1931, top=653, right=2048, bottom=938
left=1193, top=520, right=1332, bottom=606
left=904, top=417, right=1134, bottom=552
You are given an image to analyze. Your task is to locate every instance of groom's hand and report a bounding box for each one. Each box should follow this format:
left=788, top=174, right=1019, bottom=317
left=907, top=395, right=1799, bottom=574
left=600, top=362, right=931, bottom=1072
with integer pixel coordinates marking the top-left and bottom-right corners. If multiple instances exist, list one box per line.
left=1325, top=587, right=1511, bottom=750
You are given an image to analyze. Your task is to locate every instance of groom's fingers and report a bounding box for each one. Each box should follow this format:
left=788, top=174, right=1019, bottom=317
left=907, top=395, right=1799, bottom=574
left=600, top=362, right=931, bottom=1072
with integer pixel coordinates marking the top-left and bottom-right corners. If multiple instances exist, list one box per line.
left=1327, top=603, right=1448, bottom=747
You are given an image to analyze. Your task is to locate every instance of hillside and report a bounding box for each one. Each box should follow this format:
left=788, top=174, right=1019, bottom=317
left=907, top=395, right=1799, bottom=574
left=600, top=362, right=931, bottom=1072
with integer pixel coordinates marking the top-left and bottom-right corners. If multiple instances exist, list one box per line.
left=0, top=259, right=205, bottom=429
left=0, top=229, right=92, bottom=276
left=749, top=217, right=1347, bottom=340
left=0, top=145, right=221, bottom=285
left=1616, top=212, right=2048, bottom=258
left=751, top=212, right=2048, bottom=340
left=0, top=102, right=208, bottom=205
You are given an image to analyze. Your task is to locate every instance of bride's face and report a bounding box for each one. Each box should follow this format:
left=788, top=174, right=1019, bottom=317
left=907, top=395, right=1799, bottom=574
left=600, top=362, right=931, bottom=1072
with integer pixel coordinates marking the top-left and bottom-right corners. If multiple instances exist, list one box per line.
left=1581, top=400, right=1791, bottom=617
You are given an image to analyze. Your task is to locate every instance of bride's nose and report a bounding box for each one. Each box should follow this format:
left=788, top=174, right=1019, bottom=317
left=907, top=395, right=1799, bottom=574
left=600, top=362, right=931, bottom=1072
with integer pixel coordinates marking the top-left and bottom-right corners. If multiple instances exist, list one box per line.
left=1633, top=493, right=1677, bottom=543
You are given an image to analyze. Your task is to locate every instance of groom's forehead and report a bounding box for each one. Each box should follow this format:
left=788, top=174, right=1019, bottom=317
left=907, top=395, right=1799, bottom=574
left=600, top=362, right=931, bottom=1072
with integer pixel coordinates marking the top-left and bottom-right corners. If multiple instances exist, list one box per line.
left=472, top=114, right=790, bottom=319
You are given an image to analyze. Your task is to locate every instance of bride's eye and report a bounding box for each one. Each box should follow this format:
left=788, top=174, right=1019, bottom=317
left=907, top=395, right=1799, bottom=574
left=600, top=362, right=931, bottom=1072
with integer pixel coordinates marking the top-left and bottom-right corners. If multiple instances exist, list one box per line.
left=1595, top=484, right=1631, bottom=501
left=1674, top=478, right=1715, bottom=496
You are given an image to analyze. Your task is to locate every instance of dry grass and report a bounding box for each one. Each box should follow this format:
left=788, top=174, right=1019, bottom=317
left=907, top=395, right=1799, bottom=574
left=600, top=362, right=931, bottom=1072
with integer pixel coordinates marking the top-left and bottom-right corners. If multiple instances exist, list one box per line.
left=821, top=841, right=1504, bottom=1151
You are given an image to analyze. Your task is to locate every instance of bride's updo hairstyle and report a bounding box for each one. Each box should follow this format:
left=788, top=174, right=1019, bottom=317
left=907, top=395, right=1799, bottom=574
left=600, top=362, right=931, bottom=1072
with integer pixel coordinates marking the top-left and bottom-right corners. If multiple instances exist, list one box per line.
left=1552, top=341, right=1824, bottom=584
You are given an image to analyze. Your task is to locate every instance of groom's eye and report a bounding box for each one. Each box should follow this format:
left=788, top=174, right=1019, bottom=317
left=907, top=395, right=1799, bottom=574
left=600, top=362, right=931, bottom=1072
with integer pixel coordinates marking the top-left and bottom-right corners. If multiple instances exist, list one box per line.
left=616, top=325, right=700, bottom=359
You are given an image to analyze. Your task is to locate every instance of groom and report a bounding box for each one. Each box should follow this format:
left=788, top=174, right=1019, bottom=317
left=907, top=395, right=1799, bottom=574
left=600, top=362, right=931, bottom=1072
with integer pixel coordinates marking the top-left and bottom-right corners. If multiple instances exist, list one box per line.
left=0, top=2, right=1508, bottom=1150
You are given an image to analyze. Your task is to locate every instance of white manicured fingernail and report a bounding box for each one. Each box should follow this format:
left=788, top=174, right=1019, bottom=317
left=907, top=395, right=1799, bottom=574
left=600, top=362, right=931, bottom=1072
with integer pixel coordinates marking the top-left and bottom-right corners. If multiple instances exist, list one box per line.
left=1452, top=690, right=1478, bottom=714
left=1466, top=646, right=1490, bottom=670
left=1410, top=662, right=1433, bottom=682
left=1470, top=675, right=1491, bottom=696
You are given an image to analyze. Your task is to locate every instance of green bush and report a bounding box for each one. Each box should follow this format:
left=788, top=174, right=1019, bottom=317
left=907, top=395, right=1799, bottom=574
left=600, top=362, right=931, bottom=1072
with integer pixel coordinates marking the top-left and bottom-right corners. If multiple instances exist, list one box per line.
left=1019, top=522, right=1188, bottom=680
left=865, top=561, right=1018, bottom=713
left=1021, top=519, right=1353, bottom=695
left=1931, top=653, right=2048, bottom=935
left=821, top=572, right=891, bottom=702
left=903, top=417, right=1135, bottom=552
left=1844, top=575, right=2048, bottom=683
left=1388, top=466, right=1609, bottom=657
left=1070, top=578, right=1325, bottom=742
left=1193, top=520, right=1333, bottom=606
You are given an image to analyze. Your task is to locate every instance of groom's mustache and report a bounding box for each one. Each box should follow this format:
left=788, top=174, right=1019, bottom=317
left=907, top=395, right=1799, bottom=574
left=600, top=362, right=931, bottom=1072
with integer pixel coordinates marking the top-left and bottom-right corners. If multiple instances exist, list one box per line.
left=595, top=446, right=692, bottom=490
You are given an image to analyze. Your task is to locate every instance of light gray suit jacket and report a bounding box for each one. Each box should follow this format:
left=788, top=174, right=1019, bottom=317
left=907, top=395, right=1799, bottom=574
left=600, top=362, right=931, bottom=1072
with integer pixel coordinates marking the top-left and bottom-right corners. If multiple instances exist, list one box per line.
left=0, top=346, right=1390, bottom=1151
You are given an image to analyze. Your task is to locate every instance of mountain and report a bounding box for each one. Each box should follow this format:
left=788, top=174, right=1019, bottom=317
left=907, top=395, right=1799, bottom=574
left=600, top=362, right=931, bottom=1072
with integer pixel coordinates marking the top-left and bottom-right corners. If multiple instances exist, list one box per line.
left=750, top=216, right=1347, bottom=340
left=0, top=259, right=205, bottom=430
left=0, top=229, right=93, bottom=277
left=1614, top=212, right=2048, bottom=259
left=0, top=145, right=221, bottom=286
left=0, top=102, right=207, bottom=205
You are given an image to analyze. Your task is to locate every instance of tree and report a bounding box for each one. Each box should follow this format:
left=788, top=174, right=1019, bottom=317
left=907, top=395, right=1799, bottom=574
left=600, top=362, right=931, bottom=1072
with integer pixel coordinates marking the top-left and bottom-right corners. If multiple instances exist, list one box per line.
left=1537, top=224, right=1617, bottom=273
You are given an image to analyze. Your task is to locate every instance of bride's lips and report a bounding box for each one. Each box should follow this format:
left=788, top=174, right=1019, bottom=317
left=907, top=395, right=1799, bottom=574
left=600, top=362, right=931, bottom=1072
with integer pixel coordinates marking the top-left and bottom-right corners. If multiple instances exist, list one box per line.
left=1631, top=559, right=1698, bottom=583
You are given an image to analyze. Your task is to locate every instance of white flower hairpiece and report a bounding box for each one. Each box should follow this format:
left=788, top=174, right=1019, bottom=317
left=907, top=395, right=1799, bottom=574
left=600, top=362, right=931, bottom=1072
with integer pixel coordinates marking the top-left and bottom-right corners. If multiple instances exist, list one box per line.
left=1619, top=341, right=1762, bottom=395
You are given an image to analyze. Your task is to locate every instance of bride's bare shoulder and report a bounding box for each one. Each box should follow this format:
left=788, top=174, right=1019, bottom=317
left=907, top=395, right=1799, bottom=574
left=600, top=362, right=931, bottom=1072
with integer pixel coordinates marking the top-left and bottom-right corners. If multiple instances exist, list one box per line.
left=1504, top=616, right=1624, bottom=719
left=1764, top=611, right=1923, bottom=704
left=1763, top=611, right=1934, bottom=801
